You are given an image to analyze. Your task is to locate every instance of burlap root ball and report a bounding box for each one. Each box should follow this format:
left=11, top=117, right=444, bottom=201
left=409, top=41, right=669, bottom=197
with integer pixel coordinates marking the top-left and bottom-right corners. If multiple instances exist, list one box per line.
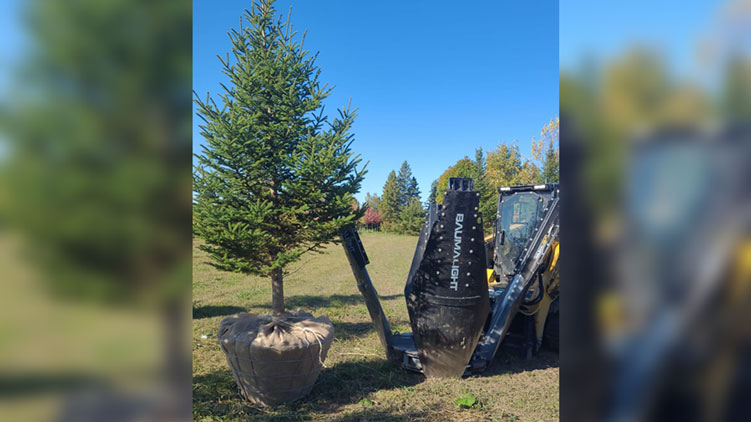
left=218, top=310, right=334, bottom=406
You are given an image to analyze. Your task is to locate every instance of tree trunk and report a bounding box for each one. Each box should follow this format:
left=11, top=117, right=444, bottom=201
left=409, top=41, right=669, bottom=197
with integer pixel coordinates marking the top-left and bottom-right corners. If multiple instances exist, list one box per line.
left=271, top=267, right=284, bottom=316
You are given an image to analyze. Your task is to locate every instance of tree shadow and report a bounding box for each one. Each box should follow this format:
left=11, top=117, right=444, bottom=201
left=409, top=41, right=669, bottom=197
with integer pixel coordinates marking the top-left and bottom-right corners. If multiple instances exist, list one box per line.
left=329, top=408, right=428, bottom=421
left=192, top=305, right=246, bottom=319
left=255, top=294, right=402, bottom=311
left=331, top=321, right=375, bottom=341
left=193, top=370, right=253, bottom=419
left=310, top=358, right=422, bottom=408
left=57, top=387, right=163, bottom=422
left=0, top=372, right=104, bottom=398
left=192, top=344, right=556, bottom=420
left=481, top=347, right=559, bottom=377
left=193, top=359, right=422, bottom=421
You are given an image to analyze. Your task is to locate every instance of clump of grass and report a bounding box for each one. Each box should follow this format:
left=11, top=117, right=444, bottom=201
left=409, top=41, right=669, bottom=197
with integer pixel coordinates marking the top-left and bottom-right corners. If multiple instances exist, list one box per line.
left=455, top=392, right=477, bottom=409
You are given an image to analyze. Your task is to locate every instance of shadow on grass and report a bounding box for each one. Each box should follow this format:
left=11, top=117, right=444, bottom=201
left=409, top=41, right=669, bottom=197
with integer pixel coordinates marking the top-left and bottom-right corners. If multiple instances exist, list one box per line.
left=256, top=294, right=402, bottom=311
left=192, top=305, right=246, bottom=319
left=328, top=409, right=428, bottom=421
left=193, top=359, right=423, bottom=421
left=192, top=344, right=556, bottom=420
left=331, top=321, right=376, bottom=341
left=0, top=372, right=104, bottom=398
left=482, top=347, right=559, bottom=377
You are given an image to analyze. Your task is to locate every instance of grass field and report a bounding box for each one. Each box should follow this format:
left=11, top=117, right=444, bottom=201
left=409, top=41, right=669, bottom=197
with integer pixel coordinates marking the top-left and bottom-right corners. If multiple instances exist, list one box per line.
left=193, top=231, right=559, bottom=421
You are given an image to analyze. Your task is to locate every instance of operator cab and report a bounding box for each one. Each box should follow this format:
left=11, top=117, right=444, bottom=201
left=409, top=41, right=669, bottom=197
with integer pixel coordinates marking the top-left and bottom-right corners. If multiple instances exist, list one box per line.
left=493, top=183, right=559, bottom=284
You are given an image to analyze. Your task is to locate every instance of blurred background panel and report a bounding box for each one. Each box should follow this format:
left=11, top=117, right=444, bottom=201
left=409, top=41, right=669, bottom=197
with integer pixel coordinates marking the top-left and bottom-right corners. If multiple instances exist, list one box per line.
left=560, top=1, right=750, bottom=421
left=0, top=0, right=192, bottom=420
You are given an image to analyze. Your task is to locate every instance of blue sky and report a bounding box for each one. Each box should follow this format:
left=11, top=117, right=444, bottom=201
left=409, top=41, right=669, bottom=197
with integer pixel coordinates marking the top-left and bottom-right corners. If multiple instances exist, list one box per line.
left=1, top=0, right=724, bottom=202
left=0, top=0, right=25, bottom=100
left=560, top=0, right=721, bottom=77
left=194, top=0, right=559, bottom=203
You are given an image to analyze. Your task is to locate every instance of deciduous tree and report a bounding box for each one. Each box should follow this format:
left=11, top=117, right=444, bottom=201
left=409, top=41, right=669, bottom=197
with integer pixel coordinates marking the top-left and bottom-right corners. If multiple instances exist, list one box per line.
left=435, top=157, right=476, bottom=203
left=532, top=116, right=559, bottom=183
left=485, top=142, right=540, bottom=188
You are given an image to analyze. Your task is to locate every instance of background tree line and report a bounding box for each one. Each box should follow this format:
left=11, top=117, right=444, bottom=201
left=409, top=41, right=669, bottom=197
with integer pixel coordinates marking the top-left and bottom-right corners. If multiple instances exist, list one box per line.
left=360, top=161, right=425, bottom=234
left=361, top=116, right=559, bottom=234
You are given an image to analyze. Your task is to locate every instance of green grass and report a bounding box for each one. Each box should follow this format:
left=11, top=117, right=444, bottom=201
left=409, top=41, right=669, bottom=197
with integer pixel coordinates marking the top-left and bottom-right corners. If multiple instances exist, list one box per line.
left=193, top=231, right=559, bottom=421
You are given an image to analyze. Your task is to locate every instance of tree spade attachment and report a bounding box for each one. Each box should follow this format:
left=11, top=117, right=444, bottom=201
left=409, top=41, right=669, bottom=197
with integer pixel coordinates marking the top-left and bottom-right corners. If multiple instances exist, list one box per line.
left=342, top=179, right=560, bottom=377
left=404, top=178, right=490, bottom=377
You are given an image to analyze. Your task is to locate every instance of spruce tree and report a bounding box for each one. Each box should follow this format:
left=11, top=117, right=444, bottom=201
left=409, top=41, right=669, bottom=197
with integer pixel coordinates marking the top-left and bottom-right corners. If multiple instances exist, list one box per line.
left=1, top=0, right=191, bottom=303
left=396, top=161, right=419, bottom=204
left=379, top=161, right=424, bottom=234
left=408, top=177, right=421, bottom=201
left=193, top=0, right=366, bottom=316
left=397, top=198, right=427, bottom=235
left=426, top=180, right=439, bottom=208
left=380, top=170, right=401, bottom=232
left=542, top=143, right=559, bottom=183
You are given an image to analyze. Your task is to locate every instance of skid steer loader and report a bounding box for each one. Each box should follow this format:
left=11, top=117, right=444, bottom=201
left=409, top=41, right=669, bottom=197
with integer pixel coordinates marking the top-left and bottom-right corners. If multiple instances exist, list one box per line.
left=341, top=178, right=559, bottom=377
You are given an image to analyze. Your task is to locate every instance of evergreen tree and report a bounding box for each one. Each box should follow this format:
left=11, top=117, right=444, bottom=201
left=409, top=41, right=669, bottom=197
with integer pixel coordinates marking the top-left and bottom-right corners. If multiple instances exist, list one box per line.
left=0, top=0, right=191, bottom=303
left=396, top=197, right=427, bottom=235
left=473, top=148, right=485, bottom=181
left=0, top=2, right=192, bottom=414
left=380, top=170, right=401, bottom=232
left=381, top=162, right=424, bottom=234
left=193, top=0, right=366, bottom=316
left=541, top=144, right=559, bottom=183
left=408, top=176, right=421, bottom=201
left=397, top=161, right=420, bottom=204
left=426, top=180, right=439, bottom=208
left=396, top=163, right=424, bottom=232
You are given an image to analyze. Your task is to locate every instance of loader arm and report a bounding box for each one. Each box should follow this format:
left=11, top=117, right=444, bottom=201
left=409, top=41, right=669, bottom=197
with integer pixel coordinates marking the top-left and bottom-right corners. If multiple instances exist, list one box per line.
left=340, top=229, right=397, bottom=361
left=470, top=186, right=560, bottom=371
